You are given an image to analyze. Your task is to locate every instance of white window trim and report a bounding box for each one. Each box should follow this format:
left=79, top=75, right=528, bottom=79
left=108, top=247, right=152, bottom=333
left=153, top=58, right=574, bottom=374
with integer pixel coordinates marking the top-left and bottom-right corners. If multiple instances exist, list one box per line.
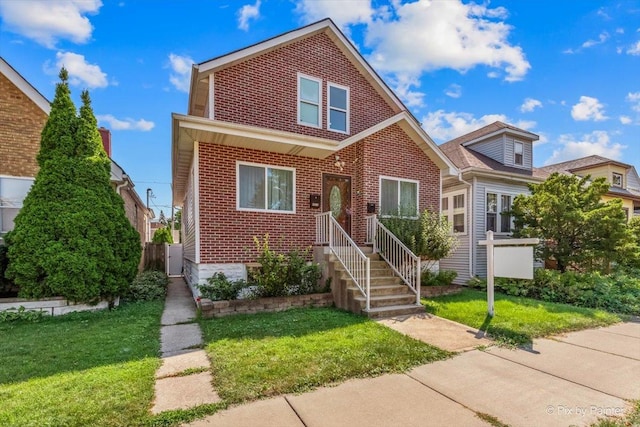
left=378, top=175, right=419, bottom=218
left=442, top=189, right=467, bottom=235
left=236, top=161, right=296, bottom=214
left=612, top=172, right=623, bottom=188
left=297, top=73, right=322, bottom=129
left=0, top=175, right=35, bottom=234
left=514, top=141, right=524, bottom=166
left=485, top=189, right=520, bottom=235
left=327, top=82, right=350, bottom=134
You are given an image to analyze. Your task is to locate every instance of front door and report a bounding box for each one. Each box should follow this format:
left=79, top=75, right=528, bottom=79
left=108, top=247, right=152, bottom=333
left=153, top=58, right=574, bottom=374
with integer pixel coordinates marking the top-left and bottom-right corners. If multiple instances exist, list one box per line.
left=323, top=174, right=352, bottom=235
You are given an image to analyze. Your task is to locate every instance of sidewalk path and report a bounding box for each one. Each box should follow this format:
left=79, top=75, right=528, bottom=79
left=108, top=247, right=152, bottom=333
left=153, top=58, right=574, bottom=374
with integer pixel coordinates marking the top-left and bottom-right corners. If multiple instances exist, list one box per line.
left=151, top=277, right=220, bottom=414
left=184, top=320, right=639, bottom=427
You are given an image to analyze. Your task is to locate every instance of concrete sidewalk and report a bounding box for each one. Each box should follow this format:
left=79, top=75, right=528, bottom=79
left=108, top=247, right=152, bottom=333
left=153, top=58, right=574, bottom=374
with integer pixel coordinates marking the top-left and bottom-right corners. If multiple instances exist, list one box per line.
left=185, top=321, right=640, bottom=427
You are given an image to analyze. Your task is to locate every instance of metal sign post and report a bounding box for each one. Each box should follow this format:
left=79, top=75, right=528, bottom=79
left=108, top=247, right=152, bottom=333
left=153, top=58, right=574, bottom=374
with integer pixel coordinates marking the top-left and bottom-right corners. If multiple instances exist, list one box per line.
left=479, top=231, right=539, bottom=317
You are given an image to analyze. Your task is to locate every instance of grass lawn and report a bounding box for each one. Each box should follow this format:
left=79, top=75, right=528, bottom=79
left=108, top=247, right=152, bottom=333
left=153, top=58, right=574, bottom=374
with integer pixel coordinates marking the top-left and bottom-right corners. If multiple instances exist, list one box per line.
left=199, top=307, right=451, bottom=403
left=423, top=289, right=622, bottom=346
left=0, top=301, right=163, bottom=427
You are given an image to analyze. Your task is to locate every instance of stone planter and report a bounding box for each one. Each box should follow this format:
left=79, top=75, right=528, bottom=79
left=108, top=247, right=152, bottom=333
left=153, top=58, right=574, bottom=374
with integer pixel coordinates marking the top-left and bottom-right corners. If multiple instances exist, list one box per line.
left=421, top=285, right=464, bottom=298
left=198, top=292, right=333, bottom=318
left=0, top=296, right=119, bottom=316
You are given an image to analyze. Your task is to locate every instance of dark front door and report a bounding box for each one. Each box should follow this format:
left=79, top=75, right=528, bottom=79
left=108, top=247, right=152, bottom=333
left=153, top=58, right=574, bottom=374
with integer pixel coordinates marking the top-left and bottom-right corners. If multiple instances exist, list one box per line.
left=323, top=174, right=352, bottom=235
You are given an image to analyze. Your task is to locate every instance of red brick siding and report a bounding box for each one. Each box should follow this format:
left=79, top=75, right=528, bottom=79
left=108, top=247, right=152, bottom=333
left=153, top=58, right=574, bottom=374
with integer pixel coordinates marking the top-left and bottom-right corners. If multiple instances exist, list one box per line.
left=213, top=32, right=396, bottom=140
left=198, top=124, right=440, bottom=263
left=0, top=74, right=46, bottom=177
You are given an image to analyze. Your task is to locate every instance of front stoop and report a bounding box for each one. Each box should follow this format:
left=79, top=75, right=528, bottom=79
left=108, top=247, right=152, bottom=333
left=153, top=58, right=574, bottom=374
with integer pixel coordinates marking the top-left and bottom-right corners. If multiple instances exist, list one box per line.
left=326, top=248, right=424, bottom=319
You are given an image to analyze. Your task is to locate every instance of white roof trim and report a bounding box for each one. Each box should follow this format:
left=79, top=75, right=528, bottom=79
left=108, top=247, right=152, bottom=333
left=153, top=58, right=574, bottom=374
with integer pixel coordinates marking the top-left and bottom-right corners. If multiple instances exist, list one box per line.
left=461, top=168, right=546, bottom=183
left=0, top=57, right=50, bottom=114
left=461, top=128, right=539, bottom=147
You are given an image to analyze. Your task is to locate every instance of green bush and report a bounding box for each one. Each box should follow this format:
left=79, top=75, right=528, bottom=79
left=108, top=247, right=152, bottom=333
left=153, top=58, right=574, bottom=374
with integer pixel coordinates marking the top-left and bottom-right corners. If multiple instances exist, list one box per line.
left=198, top=272, right=247, bottom=301
left=152, top=227, right=173, bottom=244
left=0, top=244, right=12, bottom=294
left=467, top=268, right=640, bottom=315
left=126, top=270, right=169, bottom=302
left=0, top=306, right=46, bottom=323
left=421, top=270, right=458, bottom=287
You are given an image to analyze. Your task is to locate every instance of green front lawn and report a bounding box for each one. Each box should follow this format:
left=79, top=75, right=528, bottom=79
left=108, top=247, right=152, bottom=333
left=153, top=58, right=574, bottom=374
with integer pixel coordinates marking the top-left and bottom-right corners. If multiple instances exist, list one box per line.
left=423, top=289, right=622, bottom=346
left=0, top=301, right=163, bottom=427
left=199, top=307, right=451, bottom=403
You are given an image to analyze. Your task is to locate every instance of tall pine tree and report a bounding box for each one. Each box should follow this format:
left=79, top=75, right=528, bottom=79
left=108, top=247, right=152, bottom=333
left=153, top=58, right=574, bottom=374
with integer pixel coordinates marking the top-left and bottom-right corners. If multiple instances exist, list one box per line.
left=6, top=70, right=141, bottom=303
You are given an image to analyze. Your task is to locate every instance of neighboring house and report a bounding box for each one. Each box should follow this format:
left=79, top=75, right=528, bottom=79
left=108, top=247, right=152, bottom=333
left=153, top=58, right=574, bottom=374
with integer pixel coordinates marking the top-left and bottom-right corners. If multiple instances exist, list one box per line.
left=0, top=57, right=152, bottom=248
left=439, top=121, right=548, bottom=283
left=541, top=155, right=640, bottom=222
left=171, top=19, right=457, bottom=290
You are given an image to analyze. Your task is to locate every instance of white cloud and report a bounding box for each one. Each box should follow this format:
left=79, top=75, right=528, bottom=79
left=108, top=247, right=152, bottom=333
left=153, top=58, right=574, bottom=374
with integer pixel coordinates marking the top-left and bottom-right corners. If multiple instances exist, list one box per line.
left=97, top=114, right=155, bottom=131
left=620, top=115, right=632, bottom=125
left=520, top=98, right=542, bottom=113
left=581, top=31, right=609, bottom=48
left=237, top=0, right=261, bottom=31
left=421, top=110, right=535, bottom=142
left=571, top=96, right=608, bottom=121
left=444, top=84, right=462, bottom=99
left=365, top=0, right=530, bottom=83
left=627, top=41, right=640, bottom=55
left=168, top=53, right=194, bottom=93
left=295, top=0, right=373, bottom=29
left=616, top=28, right=624, bottom=34
left=627, top=92, right=640, bottom=112
left=55, top=52, right=108, bottom=88
left=544, top=131, right=625, bottom=165
left=388, top=73, right=425, bottom=107
left=0, top=0, right=101, bottom=48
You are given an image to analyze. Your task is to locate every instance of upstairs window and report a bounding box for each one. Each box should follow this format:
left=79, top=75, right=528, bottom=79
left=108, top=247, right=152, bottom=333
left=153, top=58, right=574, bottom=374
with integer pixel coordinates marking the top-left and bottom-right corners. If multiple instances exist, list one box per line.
left=380, top=176, right=418, bottom=217
left=514, top=141, right=524, bottom=166
left=328, top=83, right=349, bottom=133
left=612, top=172, right=623, bottom=188
left=298, top=74, right=321, bottom=128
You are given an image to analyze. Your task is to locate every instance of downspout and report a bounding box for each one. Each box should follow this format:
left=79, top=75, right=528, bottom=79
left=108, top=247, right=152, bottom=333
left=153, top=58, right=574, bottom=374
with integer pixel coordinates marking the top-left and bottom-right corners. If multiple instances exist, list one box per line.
left=456, top=172, right=473, bottom=279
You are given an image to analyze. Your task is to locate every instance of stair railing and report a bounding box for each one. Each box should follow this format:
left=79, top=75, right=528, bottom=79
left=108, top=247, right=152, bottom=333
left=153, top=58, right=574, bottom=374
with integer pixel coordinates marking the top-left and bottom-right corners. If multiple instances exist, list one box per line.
left=316, top=212, right=371, bottom=311
left=366, top=215, right=421, bottom=304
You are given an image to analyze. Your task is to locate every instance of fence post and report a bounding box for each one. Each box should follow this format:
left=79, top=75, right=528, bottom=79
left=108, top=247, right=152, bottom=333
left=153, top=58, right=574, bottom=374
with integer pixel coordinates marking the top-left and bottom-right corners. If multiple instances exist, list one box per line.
left=486, top=231, right=495, bottom=317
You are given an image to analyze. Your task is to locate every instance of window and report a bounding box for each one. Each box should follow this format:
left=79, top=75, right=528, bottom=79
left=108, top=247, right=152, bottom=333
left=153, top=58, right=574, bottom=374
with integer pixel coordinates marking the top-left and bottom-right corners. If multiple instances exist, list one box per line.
left=442, top=190, right=466, bottom=233
left=0, top=177, right=34, bottom=233
left=298, top=74, right=321, bottom=127
left=237, top=163, right=295, bottom=213
left=327, top=83, right=349, bottom=133
left=612, top=172, right=623, bottom=188
left=380, top=176, right=418, bottom=217
left=514, top=141, right=523, bottom=166
left=486, top=192, right=514, bottom=233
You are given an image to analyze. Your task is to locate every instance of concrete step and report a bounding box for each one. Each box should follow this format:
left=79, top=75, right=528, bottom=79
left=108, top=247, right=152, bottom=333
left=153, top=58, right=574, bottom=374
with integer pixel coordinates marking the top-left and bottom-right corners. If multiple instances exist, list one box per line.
left=365, top=304, right=425, bottom=319
left=341, top=276, right=403, bottom=287
left=333, top=259, right=390, bottom=270
left=335, top=267, right=394, bottom=278
left=348, top=284, right=411, bottom=297
left=354, top=294, right=417, bottom=309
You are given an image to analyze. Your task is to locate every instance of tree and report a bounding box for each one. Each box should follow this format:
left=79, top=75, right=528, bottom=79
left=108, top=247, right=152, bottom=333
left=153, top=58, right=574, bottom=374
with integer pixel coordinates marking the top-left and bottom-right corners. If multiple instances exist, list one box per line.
left=511, top=172, right=629, bottom=273
left=5, top=70, right=141, bottom=303
left=152, top=227, right=173, bottom=244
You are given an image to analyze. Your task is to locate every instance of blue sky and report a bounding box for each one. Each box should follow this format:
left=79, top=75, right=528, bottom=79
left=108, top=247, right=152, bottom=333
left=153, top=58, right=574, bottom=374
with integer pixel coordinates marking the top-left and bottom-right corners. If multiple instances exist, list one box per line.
left=1, top=0, right=639, bottom=215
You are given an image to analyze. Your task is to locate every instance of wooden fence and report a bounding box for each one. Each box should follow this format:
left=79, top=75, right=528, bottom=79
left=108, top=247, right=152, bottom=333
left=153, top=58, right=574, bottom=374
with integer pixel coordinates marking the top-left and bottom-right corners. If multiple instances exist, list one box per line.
left=143, top=243, right=165, bottom=271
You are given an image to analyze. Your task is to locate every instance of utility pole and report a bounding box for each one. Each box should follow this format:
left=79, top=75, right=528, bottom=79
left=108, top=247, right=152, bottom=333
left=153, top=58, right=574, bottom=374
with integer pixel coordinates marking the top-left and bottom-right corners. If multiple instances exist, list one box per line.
left=146, top=188, right=154, bottom=210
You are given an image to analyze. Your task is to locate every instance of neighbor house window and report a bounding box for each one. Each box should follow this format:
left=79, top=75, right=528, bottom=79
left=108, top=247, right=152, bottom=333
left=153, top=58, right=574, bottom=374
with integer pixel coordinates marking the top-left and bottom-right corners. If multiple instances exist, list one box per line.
left=380, top=176, right=418, bottom=217
left=298, top=74, right=321, bottom=128
left=442, top=190, right=466, bottom=233
left=327, top=83, right=349, bottom=133
left=486, top=192, right=513, bottom=233
left=237, top=162, right=295, bottom=213
left=612, top=172, right=623, bottom=188
left=0, top=177, right=34, bottom=233
left=514, top=141, right=523, bottom=166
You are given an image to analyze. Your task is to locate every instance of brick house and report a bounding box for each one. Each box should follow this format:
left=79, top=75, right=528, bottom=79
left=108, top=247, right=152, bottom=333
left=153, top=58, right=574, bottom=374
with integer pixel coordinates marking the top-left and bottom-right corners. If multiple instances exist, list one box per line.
left=0, top=57, right=152, bottom=251
left=172, top=19, right=457, bottom=314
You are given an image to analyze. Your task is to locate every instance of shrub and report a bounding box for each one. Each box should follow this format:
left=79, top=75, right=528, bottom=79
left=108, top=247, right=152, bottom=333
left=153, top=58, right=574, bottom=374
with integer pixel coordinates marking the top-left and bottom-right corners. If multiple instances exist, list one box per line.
left=421, top=270, right=458, bottom=287
left=152, top=227, right=173, bottom=244
left=0, top=244, right=12, bottom=295
left=126, top=270, right=169, bottom=302
left=0, top=306, right=46, bottom=323
left=198, top=272, right=247, bottom=301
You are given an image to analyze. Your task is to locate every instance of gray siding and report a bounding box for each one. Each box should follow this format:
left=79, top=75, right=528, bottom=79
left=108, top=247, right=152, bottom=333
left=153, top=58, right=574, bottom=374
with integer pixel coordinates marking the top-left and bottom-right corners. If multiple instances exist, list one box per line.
left=467, top=136, right=504, bottom=164
left=627, top=168, right=640, bottom=192
left=504, top=137, right=533, bottom=170
left=473, top=178, right=530, bottom=278
left=182, top=161, right=197, bottom=262
left=439, top=184, right=471, bottom=284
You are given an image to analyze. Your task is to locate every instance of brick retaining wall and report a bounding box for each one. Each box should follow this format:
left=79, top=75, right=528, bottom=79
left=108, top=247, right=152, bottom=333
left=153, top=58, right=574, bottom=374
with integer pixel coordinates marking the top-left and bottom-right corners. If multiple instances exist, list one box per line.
left=199, top=292, right=333, bottom=318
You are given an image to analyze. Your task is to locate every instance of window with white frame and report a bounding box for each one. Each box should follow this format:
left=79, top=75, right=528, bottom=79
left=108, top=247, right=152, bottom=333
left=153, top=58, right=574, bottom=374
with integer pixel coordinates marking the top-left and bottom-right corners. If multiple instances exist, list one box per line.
left=237, top=163, right=295, bottom=213
left=327, top=83, right=349, bottom=133
left=380, top=176, right=418, bottom=217
left=0, top=177, right=34, bottom=233
left=612, top=172, right=623, bottom=188
left=486, top=192, right=513, bottom=233
left=442, top=190, right=466, bottom=233
left=298, top=74, right=321, bottom=128
left=514, top=141, right=524, bottom=166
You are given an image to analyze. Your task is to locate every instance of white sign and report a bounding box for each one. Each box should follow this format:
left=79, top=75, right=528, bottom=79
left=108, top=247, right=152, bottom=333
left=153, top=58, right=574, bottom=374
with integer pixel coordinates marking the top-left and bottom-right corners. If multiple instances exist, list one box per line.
left=494, top=246, right=534, bottom=280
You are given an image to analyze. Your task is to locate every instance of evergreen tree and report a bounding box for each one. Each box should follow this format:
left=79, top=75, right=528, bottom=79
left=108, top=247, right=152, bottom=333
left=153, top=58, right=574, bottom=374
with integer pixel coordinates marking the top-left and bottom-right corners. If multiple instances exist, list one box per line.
left=5, top=70, right=141, bottom=303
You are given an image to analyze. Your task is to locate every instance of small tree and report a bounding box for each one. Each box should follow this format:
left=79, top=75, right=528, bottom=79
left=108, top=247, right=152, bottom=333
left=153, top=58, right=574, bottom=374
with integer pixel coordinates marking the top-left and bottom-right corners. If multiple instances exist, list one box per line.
left=152, top=227, right=173, bottom=244
left=5, top=70, right=141, bottom=303
left=511, top=172, right=629, bottom=273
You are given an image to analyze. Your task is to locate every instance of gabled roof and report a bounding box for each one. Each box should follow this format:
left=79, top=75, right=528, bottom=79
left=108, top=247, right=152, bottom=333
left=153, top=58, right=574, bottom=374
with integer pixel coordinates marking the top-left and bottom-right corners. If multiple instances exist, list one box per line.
left=0, top=56, right=51, bottom=114
left=540, top=155, right=633, bottom=174
left=188, top=18, right=406, bottom=118
left=441, top=121, right=538, bottom=149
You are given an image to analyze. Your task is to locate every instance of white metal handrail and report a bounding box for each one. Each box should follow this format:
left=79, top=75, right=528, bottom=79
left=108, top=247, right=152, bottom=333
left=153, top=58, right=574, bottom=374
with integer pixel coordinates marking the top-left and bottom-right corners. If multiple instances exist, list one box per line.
left=315, top=212, right=371, bottom=311
left=367, top=215, right=421, bottom=304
